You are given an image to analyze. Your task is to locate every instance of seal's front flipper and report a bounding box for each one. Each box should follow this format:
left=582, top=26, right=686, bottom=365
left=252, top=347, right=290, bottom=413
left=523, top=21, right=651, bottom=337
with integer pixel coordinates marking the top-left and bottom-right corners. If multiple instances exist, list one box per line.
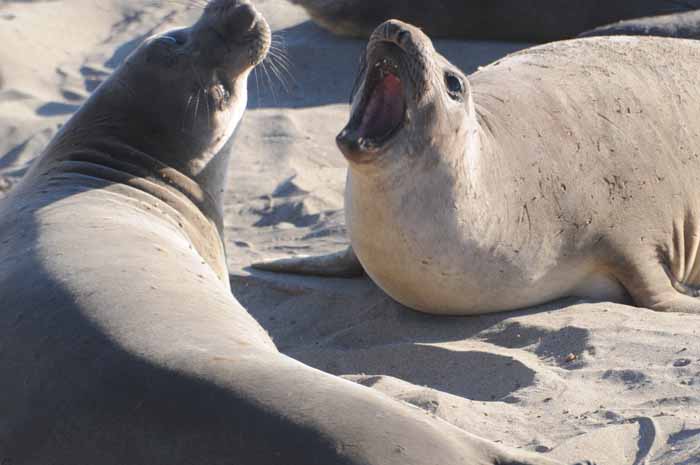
left=251, top=246, right=364, bottom=278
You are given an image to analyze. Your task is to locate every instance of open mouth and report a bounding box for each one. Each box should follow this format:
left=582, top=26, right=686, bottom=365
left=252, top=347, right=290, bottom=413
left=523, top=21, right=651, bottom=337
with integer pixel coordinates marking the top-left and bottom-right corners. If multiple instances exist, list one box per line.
left=338, top=53, right=407, bottom=156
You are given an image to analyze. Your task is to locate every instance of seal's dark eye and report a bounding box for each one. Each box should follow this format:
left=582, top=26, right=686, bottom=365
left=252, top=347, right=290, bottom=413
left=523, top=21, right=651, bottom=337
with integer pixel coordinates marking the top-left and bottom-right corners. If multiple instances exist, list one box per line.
left=445, top=72, right=464, bottom=101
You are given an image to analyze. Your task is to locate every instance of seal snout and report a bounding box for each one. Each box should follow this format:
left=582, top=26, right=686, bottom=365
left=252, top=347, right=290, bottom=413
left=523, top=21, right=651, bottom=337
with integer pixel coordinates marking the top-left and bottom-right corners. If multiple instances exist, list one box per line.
left=201, top=0, right=271, bottom=66
left=221, top=1, right=258, bottom=34
left=369, top=19, right=431, bottom=57
left=336, top=52, right=407, bottom=162
left=335, top=19, right=435, bottom=163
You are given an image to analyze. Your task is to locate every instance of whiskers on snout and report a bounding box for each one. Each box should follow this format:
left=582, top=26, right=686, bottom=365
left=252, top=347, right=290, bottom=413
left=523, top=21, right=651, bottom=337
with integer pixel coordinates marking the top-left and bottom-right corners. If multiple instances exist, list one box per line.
left=252, top=32, right=296, bottom=106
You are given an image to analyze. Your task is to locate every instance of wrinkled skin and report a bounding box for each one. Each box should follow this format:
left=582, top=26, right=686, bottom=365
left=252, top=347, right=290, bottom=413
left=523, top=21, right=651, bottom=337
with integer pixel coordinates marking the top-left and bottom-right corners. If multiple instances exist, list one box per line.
left=289, top=0, right=700, bottom=41
left=255, top=21, right=700, bottom=316
left=0, top=3, right=591, bottom=465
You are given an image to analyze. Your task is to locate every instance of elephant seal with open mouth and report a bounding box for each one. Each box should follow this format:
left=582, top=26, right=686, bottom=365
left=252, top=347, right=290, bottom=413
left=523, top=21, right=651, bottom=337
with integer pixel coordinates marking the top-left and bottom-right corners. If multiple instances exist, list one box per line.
left=0, top=2, right=592, bottom=464
left=255, top=20, right=700, bottom=316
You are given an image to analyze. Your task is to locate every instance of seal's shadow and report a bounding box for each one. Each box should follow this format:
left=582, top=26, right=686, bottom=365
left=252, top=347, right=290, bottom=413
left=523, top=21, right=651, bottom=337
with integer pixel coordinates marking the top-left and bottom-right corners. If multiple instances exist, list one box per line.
left=232, top=270, right=593, bottom=400
left=295, top=343, right=537, bottom=402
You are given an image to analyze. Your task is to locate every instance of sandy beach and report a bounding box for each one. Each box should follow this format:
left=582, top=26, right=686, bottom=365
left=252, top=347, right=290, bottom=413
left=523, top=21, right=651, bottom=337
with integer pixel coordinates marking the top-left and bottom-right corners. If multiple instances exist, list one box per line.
left=1, top=0, right=699, bottom=463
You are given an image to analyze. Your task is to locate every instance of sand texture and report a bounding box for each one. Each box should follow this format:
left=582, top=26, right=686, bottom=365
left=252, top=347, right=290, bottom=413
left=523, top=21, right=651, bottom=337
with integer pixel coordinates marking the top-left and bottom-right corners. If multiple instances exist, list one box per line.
left=1, top=1, right=699, bottom=463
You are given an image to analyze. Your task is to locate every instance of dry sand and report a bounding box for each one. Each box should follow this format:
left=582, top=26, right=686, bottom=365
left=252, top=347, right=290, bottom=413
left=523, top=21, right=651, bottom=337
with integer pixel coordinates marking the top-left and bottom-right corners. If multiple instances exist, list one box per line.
left=1, top=1, right=699, bottom=463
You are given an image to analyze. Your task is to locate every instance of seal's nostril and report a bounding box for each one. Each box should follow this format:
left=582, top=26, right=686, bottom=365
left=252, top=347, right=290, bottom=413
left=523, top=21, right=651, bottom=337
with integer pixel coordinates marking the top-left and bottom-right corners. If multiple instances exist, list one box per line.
left=397, top=30, right=410, bottom=45
left=229, top=3, right=257, bottom=32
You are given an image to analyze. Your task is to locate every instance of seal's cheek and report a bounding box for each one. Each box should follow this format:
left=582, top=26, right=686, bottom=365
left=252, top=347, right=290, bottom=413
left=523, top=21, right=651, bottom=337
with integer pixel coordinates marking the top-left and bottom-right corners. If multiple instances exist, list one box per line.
left=210, top=83, right=231, bottom=111
left=144, top=46, right=178, bottom=68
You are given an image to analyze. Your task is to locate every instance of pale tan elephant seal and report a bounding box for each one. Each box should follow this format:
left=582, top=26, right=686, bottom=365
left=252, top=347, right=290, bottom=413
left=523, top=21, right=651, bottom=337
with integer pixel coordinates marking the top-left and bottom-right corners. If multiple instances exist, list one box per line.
left=0, top=2, right=592, bottom=465
left=255, top=20, right=700, bottom=316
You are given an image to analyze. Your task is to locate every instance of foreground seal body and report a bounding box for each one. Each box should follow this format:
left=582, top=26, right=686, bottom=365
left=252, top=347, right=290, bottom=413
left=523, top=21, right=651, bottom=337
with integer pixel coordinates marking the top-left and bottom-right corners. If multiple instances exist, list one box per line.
left=290, top=0, right=700, bottom=41
left=256, top=21, right=700, bottom=316
left=0, top=3, right=587, bottom=465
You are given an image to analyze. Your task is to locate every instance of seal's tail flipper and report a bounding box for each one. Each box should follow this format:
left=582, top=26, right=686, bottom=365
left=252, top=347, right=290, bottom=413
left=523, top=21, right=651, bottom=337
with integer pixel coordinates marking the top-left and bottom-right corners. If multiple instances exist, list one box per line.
left=251, top=246, right=364, bottom=278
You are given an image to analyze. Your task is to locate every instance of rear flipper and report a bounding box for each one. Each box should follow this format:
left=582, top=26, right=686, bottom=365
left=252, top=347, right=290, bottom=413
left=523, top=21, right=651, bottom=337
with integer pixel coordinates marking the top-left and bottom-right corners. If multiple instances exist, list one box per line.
left=642, top=290, right=700, bottom=314
left=614, top=255, right=700, bottom=314
left=579, top=10, right=700, bottom=39
left=251, top=246, right=365, bottom=278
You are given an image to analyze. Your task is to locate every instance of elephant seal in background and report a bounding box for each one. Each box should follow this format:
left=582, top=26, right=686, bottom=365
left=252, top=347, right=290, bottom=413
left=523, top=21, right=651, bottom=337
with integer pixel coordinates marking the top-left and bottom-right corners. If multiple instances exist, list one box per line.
left=580, top=9, right=700, bottom=39
left=290, top=0, right=700, bottom=41
left=255, top=21, right=700, bottom=316
left=0, top=2, right=590, bottom=465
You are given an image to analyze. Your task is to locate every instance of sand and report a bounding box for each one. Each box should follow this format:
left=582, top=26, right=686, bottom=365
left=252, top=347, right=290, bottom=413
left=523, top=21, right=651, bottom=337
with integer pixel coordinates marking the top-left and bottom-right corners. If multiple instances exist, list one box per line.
left=1, top=1, right=699, bottom=463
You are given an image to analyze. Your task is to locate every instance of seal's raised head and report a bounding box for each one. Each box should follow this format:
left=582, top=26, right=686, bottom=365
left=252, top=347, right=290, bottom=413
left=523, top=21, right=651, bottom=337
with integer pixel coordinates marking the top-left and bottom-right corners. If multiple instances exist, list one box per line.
left=337, top=20, right=472, bottom=171
left=79, top=0, right=270, bottom=177
left=31, top=0, right=272, bottom=280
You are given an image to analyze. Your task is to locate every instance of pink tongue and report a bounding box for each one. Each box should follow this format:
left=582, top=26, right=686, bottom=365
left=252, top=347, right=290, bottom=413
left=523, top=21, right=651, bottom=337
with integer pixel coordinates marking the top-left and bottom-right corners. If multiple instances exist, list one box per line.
left=359, top=73, right=404, bottom=140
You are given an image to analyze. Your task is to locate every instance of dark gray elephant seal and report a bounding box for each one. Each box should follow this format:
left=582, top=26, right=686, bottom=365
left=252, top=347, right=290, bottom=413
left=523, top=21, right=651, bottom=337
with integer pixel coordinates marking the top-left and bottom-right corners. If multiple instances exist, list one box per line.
left=0, top=2, right=592, bottom=465
left=580, top=10, right=700, bottom=39
left=255, top=20, right=700, bottom=316
left=290, top=0, right=700, bottom=41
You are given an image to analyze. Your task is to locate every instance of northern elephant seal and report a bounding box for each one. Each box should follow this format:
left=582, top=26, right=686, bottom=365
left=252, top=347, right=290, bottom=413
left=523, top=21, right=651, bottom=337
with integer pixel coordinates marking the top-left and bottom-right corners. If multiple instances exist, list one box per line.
left=580, top=9, right=700, bottom=39
left=0, top=2, right=588, bottom=465
left=255, top=20, right=700, bottom=316
left=290, top=0, right=700, bottom=41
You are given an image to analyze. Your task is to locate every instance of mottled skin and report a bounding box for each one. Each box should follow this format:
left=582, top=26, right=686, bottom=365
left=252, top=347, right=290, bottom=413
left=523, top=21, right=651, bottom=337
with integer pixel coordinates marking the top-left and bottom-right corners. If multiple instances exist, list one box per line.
left=289, top=0, right=700, bottom=41
left=0, top=2, right=590, bottom=465
left=255, top=21, right=700, bottom=316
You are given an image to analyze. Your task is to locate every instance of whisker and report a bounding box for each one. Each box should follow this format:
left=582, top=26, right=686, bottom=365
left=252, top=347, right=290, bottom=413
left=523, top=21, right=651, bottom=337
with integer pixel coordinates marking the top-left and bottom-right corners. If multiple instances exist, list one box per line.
left=184, top=57, right=209, bottom=131
left=189, top=58, right=207, bottom=94
left=269, top=49, right=294, bottom=71
left=271, top=30, right=287, bottom=45
left=267, top=58, right=291, bottom=94
left=261, top=60, right=278, bottom=104
left=193, top=89, right=201, bottom=132
left=253, top=66, right=261, bottom=108
left=204, top=87, right=211, bottom=129
left=267, top=51, right=297, bottom=92
left=268, top=50, right=295, bottom=79
left=268, top=41, right=293, bottom=67
left=182, top=93, right=194, bottom=132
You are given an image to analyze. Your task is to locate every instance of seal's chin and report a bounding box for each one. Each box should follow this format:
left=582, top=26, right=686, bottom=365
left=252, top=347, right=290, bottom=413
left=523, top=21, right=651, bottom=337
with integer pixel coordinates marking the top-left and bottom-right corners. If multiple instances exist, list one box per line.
left=337, top=55, right=406, bottom=162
